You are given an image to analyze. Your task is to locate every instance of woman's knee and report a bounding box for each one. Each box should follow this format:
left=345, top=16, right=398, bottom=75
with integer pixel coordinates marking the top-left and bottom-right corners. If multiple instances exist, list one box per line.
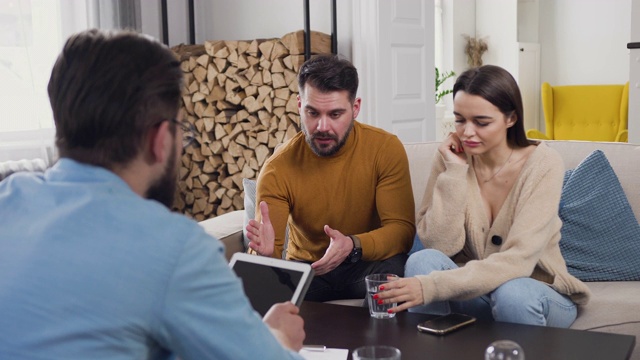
left=491, top=278, right=545, bottom=325
left=492, top=278, right=539, bottom=303
left=405, top=249, right=453, bottom=277
left=490, top=278, right=576, bottom=327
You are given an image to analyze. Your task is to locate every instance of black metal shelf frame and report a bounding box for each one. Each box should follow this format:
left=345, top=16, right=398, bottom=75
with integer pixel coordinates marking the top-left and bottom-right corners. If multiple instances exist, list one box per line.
left=160, top=0, right=338, bottom=57
left=303, top=0, right=338, bottom=60
left=160, top=0, right=196, bottom=45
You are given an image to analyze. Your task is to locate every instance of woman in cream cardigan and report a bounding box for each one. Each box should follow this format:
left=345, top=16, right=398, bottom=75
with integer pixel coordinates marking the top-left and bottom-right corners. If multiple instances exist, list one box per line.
left=375, top=65, right=590, bottom=327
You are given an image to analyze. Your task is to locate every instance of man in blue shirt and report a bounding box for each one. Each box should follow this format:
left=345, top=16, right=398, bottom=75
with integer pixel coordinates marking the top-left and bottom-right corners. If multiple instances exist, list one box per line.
left=0, top=29, right=304, bottom=359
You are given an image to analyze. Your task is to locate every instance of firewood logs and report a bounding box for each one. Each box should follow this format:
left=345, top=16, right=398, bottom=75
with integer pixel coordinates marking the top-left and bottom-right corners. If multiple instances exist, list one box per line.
left=171, top=30, right=331, bottom=221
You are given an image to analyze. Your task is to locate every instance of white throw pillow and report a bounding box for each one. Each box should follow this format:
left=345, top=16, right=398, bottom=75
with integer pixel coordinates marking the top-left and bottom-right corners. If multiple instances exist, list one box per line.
left=242, top=178, right=288, bottom=258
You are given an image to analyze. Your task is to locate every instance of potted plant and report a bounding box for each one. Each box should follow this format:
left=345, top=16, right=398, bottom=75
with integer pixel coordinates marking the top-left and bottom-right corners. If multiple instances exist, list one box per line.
left=435, top=67, right=456, bottom=104
left=435, top=67, right=456, bottom=140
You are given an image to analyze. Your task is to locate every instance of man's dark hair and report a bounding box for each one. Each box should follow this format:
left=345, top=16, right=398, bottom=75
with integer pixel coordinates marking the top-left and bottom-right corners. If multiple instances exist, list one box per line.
left=47, top=29, right=183, bottom=169
left=453, top=65, right=533, bottom=148
left=297, top=55, right=359, bottom=102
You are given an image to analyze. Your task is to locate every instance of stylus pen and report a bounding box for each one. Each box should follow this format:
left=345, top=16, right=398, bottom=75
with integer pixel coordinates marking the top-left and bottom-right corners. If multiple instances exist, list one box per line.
left=302, top=345, right=326, bottom=352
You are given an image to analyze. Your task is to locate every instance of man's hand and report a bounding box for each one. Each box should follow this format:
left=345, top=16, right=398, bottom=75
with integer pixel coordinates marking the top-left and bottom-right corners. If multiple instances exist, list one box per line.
left=311, top=225, right=354, bottom=275
left=246, top=201, right=275, bottom=256
left=263, top=301, right=305, bottom=352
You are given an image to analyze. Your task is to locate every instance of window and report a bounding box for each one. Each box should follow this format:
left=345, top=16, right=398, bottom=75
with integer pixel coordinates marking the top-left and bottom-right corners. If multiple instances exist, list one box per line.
left=0, top=0, right=141, bottom=163
left=0, top=0, right=65, bottom=162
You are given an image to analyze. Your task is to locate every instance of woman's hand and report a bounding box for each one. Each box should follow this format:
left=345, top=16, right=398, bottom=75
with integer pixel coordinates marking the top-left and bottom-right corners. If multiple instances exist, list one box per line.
left=438, top=132, right=467, bottom=165
left=373, top=277, right=425, bottom=313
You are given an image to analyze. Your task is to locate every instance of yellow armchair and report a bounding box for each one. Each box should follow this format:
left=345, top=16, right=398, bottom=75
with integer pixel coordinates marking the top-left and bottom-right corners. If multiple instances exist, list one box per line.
left=527, top=82, right=629, bottom=142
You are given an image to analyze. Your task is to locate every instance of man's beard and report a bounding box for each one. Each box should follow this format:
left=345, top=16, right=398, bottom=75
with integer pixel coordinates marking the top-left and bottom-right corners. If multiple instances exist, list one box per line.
left=146, top=148, right=178, bottom=209
left=302, top=120, right=354, bottom=157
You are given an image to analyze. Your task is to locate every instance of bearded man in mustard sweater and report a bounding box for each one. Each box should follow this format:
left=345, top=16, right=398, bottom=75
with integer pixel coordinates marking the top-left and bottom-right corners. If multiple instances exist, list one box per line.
left=246, top=55, right=416, bottom=302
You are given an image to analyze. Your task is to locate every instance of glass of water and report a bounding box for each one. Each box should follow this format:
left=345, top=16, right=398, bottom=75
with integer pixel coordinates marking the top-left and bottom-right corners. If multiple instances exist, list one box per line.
left=485, top=340, right=525, bottom=360
left=365, top=274, right=399, bottom=319
left=352, top=345, right=401, bottom=360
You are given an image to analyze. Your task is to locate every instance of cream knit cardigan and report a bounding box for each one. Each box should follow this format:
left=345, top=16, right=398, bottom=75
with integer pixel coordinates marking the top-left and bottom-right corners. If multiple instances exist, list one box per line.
left=415, top=143, right=591, bottom=305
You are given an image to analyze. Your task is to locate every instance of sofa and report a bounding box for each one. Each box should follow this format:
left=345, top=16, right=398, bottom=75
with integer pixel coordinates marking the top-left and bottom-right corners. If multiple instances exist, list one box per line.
left=200, top=140, right=640, bottom=359
left=0, top=158, right=49, bottom=181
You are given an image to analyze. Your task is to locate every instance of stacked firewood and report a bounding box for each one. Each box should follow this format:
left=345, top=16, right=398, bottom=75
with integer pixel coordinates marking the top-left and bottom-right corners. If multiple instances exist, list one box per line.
left=171, top=30, right=331, bottom=221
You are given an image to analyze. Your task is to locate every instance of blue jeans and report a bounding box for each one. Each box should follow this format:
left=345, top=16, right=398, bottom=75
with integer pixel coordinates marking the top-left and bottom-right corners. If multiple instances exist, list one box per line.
left=405, top=249, right=577, bottom=328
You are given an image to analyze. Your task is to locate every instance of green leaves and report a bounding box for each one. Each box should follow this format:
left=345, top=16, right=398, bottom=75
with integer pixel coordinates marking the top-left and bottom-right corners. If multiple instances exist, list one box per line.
left=435, top=67, right=456, bottom=104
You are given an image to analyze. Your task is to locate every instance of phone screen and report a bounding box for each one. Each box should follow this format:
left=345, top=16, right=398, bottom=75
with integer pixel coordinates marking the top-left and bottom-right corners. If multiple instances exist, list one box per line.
left=417, top=313, right=476, bottom=335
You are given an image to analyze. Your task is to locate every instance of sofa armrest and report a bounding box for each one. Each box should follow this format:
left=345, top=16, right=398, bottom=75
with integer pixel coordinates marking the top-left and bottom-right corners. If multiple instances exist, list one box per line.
left=198, top=210, right=245, bottom=261
left=615, top=129, right=628, bottom=142
left=0, top=158, right=48, bottom=181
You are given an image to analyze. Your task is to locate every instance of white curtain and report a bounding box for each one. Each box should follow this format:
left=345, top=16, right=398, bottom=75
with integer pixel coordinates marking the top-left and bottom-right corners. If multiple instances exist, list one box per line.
left=0, top=0, right=140, bottom=164
left=0, top=0, right=60, bottom=163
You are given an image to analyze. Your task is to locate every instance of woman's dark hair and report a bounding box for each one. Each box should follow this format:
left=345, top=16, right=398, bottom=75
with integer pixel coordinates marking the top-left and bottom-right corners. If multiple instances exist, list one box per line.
left=453, top=65, right=533, bottom=147
left=47, top=29, right=183, bottom=169
left=298, top=55, right=359, bottom=102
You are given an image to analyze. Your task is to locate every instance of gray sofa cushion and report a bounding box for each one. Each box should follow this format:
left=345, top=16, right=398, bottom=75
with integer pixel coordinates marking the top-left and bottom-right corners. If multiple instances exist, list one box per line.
left=572, top=281, right=640, bottom=332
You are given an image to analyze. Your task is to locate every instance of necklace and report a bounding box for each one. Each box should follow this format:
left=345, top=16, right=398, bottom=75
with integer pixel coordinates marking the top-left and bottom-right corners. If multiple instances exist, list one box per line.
left=475, top=148, right=514, bottom=183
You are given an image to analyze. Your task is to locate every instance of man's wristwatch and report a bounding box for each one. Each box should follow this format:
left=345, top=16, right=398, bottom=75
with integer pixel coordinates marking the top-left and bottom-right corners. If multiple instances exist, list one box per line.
left=346, top=235, right=363, bottom=263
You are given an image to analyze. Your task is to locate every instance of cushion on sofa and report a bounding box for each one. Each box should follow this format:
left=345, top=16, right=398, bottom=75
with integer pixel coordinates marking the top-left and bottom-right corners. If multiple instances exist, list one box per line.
left=242, top=178, right=257, bottom=248
left=559, top=150, right=640, bottom=281
left=242, top=178, right=288, bottom=258
left=571, top=281, right=640, bottom=331
left=0, top=158, right=48, bottom=181
left=199, top=210, right=245, bottom=260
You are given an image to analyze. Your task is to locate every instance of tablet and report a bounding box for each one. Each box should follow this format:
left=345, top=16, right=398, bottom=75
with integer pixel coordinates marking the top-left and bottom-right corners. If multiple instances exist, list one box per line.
left=229, top=252, right=314, bottom=316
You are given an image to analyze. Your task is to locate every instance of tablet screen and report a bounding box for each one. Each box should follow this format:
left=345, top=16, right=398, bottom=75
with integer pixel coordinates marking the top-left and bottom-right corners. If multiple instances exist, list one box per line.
left=229, top=253, right=313, bottom=316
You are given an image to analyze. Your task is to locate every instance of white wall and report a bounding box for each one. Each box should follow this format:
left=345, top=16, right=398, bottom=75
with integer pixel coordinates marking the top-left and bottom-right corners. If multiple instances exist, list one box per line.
left=442, top=0, right=475, bottom=107
left=517, top=0, right=539, bottom=43
left=141, top=0, right=353, bottom=60
left=442, top=0, right=474, bottom=70
left=633, top=0, right=640, bottom=39
left=140, top=0, right=162, bottom=43
left=442, top=0, right=632, bottom=87
left=199, top=0, right=352, bottom=58
left=141, top=0, right=638, bottom=140
left=539, top=0, right=631, bottom=85
left=629, top=0, right=640, bottom=142
left=145, top=0, right=634, bottom=89
left=476, top=0, right=519, bottom=76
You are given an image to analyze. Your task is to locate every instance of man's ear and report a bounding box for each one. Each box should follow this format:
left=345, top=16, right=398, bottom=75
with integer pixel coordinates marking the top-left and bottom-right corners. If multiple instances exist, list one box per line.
left=352, top=97, right=362, bottom=119
left=147, top=121, right=172, bottom=165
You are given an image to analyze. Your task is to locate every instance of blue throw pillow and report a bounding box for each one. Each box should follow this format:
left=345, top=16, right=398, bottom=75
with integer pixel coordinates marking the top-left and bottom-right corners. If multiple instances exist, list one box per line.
left=559, top=150, right=640, bottom=281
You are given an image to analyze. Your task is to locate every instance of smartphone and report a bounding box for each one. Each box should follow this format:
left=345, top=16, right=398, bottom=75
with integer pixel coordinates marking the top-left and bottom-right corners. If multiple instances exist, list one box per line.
left=416, top=313, right=476, bottom=335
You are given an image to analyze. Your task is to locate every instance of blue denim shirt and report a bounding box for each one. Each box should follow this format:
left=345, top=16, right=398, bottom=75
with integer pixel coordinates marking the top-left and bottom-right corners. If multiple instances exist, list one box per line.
left=0, top=158, right=302, bottom=360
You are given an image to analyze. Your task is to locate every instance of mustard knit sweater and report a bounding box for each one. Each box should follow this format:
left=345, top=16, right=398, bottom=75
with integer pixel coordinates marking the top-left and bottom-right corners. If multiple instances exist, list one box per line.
left=416, top=143, right=591, bottom=305
left=256, top=121, right=415, bottom=262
